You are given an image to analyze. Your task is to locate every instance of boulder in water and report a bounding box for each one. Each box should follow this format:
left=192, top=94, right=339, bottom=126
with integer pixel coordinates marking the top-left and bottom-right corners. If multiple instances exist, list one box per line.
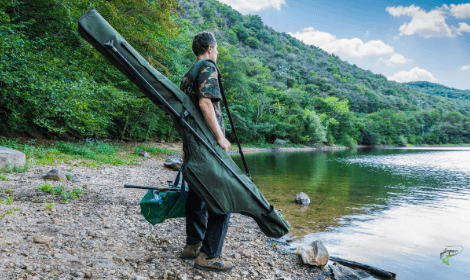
left=294, top=192, right=311, bottom=205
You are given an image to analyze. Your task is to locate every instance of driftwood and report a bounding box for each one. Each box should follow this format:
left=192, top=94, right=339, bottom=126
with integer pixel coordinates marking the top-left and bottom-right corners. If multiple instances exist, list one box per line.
left=329, top=256, right=396, bottom=279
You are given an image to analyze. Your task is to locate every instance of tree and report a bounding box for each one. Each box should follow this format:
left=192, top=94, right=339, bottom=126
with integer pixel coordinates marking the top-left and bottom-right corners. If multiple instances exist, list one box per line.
left=245, top=37, right=260, bottom=49
left=233, top=24, right=249, bottom=42
left=203, top=7, right=215, bottom=23
left=244, top=15, right=264, bottom=31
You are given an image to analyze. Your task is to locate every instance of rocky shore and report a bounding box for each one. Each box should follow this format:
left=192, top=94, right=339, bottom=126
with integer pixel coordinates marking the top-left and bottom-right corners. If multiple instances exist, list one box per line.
left=0, top=152, right=328, bottom=280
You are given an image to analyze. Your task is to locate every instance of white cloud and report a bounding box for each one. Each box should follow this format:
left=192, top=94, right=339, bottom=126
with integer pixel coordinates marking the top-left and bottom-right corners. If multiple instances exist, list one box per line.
left=380, top=54, right=411, bottom=66
left=386, top=5, right=453, bottom=37
left=461, top=65, right=470, bottom=70
left=387, top=67, right=438, bottom=83
left=288, top=27, right=394, bottom=58
left=450, top=3, right=470, bottom=18
left=217, top=0, right=286, bottom=13
left=455, top=22, right=470, bottom=34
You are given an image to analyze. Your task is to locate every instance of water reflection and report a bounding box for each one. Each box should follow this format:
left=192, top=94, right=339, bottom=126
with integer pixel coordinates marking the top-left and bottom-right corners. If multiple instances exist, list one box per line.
left=231, top=148, right=470, bottom=280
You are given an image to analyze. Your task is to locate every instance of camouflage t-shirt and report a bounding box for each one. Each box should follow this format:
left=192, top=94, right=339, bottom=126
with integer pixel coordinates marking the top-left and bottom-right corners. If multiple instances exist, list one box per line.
left=180, top=60, right=225, bottom=136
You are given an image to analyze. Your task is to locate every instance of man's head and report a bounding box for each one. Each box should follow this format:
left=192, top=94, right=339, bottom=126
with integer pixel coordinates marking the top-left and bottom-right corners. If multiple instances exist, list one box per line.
left=192, top=31, right=218, bottom=62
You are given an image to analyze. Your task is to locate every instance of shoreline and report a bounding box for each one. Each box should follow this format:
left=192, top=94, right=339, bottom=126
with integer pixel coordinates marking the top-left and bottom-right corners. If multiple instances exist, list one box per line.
left=230, top=144, right=369, bottom=155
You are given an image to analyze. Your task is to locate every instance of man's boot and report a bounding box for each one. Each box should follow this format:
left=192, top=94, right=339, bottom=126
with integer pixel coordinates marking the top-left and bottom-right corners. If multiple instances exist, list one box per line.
left=181, top=243, right=202, bottom=259
left=194, top=252, right=233, bottom=272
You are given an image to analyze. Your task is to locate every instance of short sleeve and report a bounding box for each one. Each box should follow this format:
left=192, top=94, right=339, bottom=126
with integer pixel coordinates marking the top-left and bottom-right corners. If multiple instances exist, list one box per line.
left=197, top=63, right=221, bottom=101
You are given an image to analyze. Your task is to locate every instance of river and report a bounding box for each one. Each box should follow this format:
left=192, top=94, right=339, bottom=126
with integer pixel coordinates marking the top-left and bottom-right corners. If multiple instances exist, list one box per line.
left=231, top=147, right=470, bottom=280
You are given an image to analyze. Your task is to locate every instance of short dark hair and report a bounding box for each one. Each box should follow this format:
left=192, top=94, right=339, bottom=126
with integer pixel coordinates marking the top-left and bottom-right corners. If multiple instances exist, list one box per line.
left=192, top=31, right=217, bottom=56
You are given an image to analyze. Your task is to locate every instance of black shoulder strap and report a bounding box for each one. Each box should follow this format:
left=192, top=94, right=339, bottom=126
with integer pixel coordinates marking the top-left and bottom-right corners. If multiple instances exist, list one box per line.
left=191, top=59, right=252, bottom=178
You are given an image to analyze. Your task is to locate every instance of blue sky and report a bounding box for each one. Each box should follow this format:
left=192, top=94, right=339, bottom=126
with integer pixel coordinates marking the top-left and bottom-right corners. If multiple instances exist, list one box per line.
left=217, top=0, right=470, bottom=90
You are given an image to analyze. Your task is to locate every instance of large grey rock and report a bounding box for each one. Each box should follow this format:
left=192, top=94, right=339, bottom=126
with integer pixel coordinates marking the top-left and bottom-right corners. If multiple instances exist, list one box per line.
left=297, top=240, right=329, bottom=267
left=164, top=158, right=183, bottom=171
left=294, top=192, right=311, bottom=205
left=329, top=262, right=370, bottom=279
left=42, top=169, right=67, bottom=181
left=0, top=146, right=26, bottom=169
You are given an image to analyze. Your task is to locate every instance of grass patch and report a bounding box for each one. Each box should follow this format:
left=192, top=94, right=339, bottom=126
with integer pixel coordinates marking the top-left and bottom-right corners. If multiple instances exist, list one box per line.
left=37, top=183, right=85, bottom=203
left=0, top=162, right=32, bottom=174
left=1, top=195, right=14, bottom=205
left=133, top=144, right=177, bottom=156
left=38, top=183, right=53, bottom=193
left=46, top=203, right=53, bottom=210
left=0, top=137, right=177, bottom=167
left=0, top=175, right=8, bottom=181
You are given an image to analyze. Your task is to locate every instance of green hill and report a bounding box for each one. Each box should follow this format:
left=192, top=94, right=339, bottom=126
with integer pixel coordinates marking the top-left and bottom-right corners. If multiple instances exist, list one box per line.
left=1, top=0, right=469, bottom=145
left=404, top=81, right=470, bottom=101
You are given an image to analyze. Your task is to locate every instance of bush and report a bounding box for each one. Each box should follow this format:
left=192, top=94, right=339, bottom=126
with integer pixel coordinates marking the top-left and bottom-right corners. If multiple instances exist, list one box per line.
left=342, top=135, right=357, bottom=148
left=397, top=135, right=408, bottom=147
left=245, top=37, right=260, bottom=49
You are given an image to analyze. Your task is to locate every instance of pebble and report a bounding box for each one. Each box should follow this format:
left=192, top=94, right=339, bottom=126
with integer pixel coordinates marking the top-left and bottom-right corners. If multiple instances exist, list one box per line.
left=33, top=235, right=53, bottom=244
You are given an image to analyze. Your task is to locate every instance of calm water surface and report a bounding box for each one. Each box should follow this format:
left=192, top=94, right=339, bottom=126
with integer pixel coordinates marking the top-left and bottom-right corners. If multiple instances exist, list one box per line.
left=231, top=147, right=470, bottom=280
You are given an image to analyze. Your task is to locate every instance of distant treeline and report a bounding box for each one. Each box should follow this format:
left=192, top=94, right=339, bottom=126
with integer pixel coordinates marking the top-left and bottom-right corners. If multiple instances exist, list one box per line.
left=405, top=81, right=470, bottom=101
left=1, top=0, right=469, bottom=146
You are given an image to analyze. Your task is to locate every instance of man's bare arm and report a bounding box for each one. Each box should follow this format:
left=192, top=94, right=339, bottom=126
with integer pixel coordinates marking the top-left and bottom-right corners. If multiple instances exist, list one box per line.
left=199, top=98, right=231, bottom=151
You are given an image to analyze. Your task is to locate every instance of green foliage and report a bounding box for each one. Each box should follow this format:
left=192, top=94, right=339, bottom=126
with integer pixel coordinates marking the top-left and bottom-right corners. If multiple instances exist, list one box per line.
left=5, top=195, right=13, bottom=205
left=397, top=135, right=408, bottom=147
left=46, top=203, right=54, bottom=211
left=0, top=175, right=8, bottom=181
left=245, top=37, right=260, bottom=49
left=0, top=0, right=182, bottom=140
left=0, top=137, right=167, bottom=166
left=37, top=182, right=84, bottom=202
left=233, top=24, right=249, bottom=42
left=0, top=162, right=31, bottom=174
left=405, top=81, right=470, bottom=101
left=227, top=30, right=238, bottom=44
left=133, top=144, right=177, bottom=156
left=38, top=183, right=53, bottom=193
left=1, top=0, right=468, bottom=147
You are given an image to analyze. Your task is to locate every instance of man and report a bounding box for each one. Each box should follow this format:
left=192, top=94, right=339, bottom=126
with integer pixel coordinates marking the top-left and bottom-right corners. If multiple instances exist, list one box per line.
left=179, top=31, right=233, bottom=272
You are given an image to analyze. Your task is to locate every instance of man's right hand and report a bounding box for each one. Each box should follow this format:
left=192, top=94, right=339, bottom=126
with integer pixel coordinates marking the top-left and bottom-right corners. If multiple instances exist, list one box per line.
left=217, top=137, right=231, bottom=152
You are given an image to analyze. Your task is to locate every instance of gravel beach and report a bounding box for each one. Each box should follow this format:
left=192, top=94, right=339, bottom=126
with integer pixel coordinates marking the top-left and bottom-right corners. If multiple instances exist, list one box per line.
left=0, top=150, right=327, bottom=280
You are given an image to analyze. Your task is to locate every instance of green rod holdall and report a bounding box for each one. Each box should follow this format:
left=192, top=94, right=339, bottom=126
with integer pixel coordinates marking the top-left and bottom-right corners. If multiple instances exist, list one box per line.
left=78, top=10, right=290, bottom=238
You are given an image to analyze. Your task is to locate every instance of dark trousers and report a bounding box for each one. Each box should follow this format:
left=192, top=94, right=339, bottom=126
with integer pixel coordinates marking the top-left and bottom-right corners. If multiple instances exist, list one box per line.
left=185, top=185, right=230, bottom=258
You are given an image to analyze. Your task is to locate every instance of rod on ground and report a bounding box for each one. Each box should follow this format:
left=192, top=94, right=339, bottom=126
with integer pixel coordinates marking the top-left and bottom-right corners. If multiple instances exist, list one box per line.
left=124, top=184, right=179, bottom=191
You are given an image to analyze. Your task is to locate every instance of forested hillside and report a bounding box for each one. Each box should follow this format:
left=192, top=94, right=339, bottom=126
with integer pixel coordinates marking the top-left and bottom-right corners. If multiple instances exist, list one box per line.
left=1, top=0, right=470, bottom=145
left=405, top=81, right=470, bottom=101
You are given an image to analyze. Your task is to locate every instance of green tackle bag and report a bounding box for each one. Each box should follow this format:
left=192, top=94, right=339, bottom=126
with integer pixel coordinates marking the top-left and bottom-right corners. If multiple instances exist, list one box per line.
left=140, top=169, right=188, bottom=225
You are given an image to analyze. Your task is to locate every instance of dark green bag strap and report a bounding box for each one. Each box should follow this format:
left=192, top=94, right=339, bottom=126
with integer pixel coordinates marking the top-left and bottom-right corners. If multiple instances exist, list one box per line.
left=189, top=59, right=251, bottom=178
